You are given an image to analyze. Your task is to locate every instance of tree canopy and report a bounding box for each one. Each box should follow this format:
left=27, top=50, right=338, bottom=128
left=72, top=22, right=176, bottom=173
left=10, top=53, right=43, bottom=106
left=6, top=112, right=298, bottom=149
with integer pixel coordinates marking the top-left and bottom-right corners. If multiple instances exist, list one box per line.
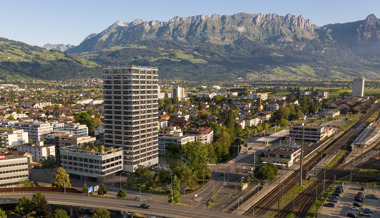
left=92, top=208, right=110, bottom=218
left=52, top=167, right=71, bottom=188
left=254, top=163, right=278, bottom=180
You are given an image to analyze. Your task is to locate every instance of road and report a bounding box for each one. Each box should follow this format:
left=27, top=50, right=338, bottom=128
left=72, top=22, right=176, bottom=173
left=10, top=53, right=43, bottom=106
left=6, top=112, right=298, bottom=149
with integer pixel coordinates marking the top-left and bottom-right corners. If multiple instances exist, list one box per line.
left=0, top=192, right=245, bottom=218
left=181, top=153, right=256, bottom=211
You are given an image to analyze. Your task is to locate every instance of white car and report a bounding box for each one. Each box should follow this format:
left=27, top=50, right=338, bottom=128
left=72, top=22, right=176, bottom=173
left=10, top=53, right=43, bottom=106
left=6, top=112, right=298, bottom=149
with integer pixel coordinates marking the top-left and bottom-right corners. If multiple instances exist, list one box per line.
left=349, top=206, right=359, bottom=211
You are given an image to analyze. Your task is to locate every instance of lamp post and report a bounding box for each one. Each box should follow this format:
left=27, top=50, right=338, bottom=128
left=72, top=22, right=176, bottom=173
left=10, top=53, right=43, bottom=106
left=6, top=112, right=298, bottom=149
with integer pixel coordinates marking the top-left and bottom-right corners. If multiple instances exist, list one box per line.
left=119, top=172, right=127, bottom=189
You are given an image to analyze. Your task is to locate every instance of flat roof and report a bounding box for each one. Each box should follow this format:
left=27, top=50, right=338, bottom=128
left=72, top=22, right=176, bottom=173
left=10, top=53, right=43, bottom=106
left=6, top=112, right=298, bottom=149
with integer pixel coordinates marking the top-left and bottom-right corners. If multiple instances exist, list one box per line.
left=255, top=130, right=289, bottom=143
left=269, top=146, right=300, bottom=155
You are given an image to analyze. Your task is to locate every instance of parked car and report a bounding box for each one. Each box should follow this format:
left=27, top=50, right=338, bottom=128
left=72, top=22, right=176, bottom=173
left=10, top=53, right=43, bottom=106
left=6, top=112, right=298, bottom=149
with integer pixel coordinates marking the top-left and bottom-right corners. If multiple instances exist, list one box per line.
left=354, top=197, right=364, bottom=202
left=331, top=192, right=341, bottom=197
left=328, top=198, right=339, bottom=203
left=363, top=208, right=373, bottom=213
left=324, top=203, right=335, bottom=207
left=357, top=192, right=365, bottom=198
left=353, top=202, right=362, bottom=207
left=366, top=194, right=378, bottom=200
left=140, top=204, right=150, bottom=209
left=359, top=212, right=371, bottom=217
left=347, top=213, right=357, bottom=218
left=349, top=206, right=359, bottom=211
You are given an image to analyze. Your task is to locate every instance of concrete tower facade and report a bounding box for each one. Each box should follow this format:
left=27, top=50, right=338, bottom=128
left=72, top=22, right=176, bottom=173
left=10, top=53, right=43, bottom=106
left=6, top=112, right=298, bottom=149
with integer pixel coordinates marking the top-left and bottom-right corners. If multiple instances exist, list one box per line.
left=352, top=78, right=365, bottom=97
left=103, top=66, right=159, bottom=172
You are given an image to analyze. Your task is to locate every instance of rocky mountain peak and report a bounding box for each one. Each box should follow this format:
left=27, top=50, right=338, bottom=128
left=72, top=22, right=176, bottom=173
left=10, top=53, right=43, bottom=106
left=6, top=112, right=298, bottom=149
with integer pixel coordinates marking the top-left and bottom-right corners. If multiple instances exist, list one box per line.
left=365, top=14, right=378, bottom=25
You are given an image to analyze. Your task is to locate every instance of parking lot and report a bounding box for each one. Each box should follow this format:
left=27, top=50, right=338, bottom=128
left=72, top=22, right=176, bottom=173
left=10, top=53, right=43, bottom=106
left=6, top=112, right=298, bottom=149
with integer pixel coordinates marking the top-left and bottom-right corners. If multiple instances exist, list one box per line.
left=320, top=183, right=380, bottom=217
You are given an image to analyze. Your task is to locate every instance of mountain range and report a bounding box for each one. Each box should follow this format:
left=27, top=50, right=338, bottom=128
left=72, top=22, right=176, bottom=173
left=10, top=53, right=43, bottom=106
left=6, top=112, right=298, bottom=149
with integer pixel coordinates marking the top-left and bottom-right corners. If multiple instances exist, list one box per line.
left=1, top=13, right=380, bottom=81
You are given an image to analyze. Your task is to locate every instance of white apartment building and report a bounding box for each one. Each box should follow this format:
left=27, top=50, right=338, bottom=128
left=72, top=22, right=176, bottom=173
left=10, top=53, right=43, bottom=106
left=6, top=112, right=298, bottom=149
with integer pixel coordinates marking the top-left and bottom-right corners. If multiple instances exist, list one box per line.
left=262, top=145, right=301, bottom=168
left=60, top=145, right=123, bottom=181
left=289, top=124, right=335, bottom=142
left=352, top=78, right=365, bottom=97
left=172, top=86, right=185, bottom=100
left=0, top=128, right=28, bottom=148
left=63, top=123, right=88, bottom=136
left=17, top=141, right=55, bottom=162
left=0, top=151, right=30, bottom=187
left=58, top=135, right=97, bottom=148
left=11, top=122, right=53, bottom=142
left=103, top=66, right=159, bottom=172
left=187, top=127, right=214, bottom=144
left=158, top=127, right=195, bottom=156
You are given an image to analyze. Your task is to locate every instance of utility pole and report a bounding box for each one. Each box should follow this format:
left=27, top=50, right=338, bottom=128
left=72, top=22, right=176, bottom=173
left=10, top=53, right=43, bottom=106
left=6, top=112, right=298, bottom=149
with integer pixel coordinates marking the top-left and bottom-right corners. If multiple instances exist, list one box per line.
left=323, top=167, right=326, bottom=192
left=360, top=146, right=363, bottom=171
left=278, top=176, right=281, bottom=215
left=315, top=187, right=318, bottom=218
left=350, top=162, right=353, bottom=182
left=299, top=125, right=304, bottom=186
left=171, top=173, right=173, bottom=203
left=292, top=191, right=295, bottom=214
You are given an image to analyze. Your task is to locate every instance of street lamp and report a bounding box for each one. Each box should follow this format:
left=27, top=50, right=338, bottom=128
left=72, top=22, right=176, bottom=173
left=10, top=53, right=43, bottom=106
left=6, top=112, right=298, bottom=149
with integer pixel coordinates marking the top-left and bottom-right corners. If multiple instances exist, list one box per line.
left=119, top=172, right=127, bottom=189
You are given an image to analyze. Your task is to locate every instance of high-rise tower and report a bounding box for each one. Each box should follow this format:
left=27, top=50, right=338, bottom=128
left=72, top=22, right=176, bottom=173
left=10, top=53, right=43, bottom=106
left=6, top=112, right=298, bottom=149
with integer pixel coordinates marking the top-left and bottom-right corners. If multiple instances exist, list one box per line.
left=352, top=78, right=365, bottom=97
left=103, top=66, right=159, bottom=172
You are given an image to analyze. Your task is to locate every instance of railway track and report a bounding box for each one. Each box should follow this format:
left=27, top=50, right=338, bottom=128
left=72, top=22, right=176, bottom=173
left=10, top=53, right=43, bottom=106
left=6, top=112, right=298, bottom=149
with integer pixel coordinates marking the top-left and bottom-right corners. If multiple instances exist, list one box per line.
left=278, top=140, right=380, bottom=218
left=240, top=104, right=379, bottom=216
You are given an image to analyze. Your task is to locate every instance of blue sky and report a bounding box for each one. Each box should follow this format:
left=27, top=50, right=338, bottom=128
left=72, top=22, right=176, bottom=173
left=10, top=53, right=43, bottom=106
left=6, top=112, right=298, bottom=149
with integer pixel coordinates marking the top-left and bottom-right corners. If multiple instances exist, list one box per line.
left=0, top=0, right=378, bottom=46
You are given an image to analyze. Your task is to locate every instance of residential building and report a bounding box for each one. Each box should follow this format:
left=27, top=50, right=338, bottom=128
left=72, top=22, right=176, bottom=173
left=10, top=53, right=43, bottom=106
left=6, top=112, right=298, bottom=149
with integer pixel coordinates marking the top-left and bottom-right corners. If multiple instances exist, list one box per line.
left=318, top=91, right=329, bottom=99
left=158, top=128, right=195, bottom=156
left=243, top=116, right=261, bottom=127
left=352, top=78, right=365, bottom=97
left=289, top=124, right=335, bottom=142
left=187, top=127, right=214, bottom=144
left=11, top=122, right=53, bottom=142
left=60, top=145, right=123, bottom=182
left=266, top=103, right=280, bottom=112
left=300, top=91, right=311, bottom=96
left=17, top=141, right=55, bottom=162
left=0, top=128, right=28, bottom=148
left=0, top=151, right=30, bottom=187
left=103, top=66, right=159, bottom=172
left=248, top=92, right=269, bottom=101
left=321, top=109, right=340, bottom=118
left=262, top=145, right=301, bottom=168
left=172, top=86, right=185, bottom=100
left=58, top=135, right=97, bottom=148
left=63, top=123, right=88, bottom=136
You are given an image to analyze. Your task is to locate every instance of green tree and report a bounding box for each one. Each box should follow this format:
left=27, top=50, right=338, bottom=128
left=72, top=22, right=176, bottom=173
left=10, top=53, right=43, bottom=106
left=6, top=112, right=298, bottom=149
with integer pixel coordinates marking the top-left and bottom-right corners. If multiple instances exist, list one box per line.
left=31, top=192, right=45, bottom=210
left=278, top=118, right=289, bottom=127
left=52, top=167, right=71, bottom=188
left=8, top=115, right=16, bottom=121
left=29, top=138, right=33, bottom=143
left=98, top=183, right=107, bottom=196
left=75, top=111, right=102, bottom=136
left=168, top=175, right=181, bottom=203
left=19, top=179, right=38, bottom=187
left=117, top=189, right=127, bottom=198
left=92, top=208, right=110, bottom=218
left=36, top=198, right=52, bottom=218
left=15, top=196, right=33, bottom=217
left=254, top=163, right=278, bottom=180
left=0, top=209, right=6, bottom=218
left=16, top=107, right=21, bottom=114
left=52, top=209, right=69, bottom=218
left=82, top=184, right=89, bottom=195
